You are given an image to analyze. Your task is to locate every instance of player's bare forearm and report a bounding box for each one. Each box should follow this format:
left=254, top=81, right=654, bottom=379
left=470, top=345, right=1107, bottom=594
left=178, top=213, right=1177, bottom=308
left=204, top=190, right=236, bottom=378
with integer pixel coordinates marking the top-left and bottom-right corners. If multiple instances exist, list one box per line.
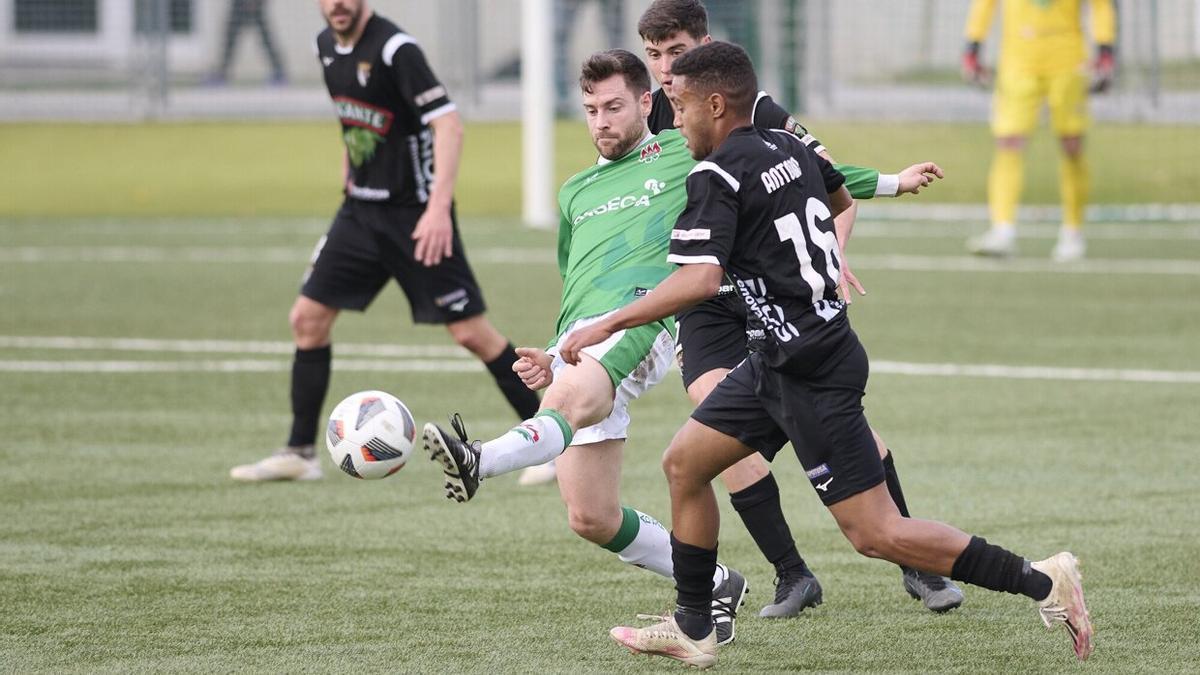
left=612, top=264, right=722, bottom=330
left=426, top=111, right=464, bottom=210
left=828, top=185, right=853, bottom=220
left=559, top=264, right=723, bottom=365
left=833, top=198, right=858, bottom=250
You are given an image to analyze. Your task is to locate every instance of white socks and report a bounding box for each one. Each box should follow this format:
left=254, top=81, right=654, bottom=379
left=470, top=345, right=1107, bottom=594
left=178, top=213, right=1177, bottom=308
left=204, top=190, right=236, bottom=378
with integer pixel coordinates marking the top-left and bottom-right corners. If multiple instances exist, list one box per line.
left=603, top=506, right=726, bottom=589
left=607, top=508, right=674, bottom=578
left=478, top=409, right=573, bottom=479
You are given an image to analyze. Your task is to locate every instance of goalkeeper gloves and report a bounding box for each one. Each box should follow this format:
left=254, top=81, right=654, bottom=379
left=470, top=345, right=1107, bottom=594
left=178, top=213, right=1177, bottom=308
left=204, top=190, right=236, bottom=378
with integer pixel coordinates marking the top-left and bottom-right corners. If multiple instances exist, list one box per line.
left=962, top=41, right=991, bottom=88
left=1091, top=44, right=1116, bottom=93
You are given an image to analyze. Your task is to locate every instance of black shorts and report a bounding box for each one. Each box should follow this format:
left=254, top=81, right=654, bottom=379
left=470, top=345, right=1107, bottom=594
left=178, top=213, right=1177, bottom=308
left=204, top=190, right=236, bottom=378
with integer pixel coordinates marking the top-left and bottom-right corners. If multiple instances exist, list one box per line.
left=690, top=332, right=884, bottom=506
left=300, top=199, right=487, bottom=324
left=676, top=293, right=751, bottom=390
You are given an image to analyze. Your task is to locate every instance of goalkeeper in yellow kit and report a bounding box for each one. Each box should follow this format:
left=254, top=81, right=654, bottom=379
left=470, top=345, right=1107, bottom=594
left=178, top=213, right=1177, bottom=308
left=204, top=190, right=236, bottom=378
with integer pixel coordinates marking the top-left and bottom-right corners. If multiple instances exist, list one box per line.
left=963, top=0, right=1115, bottom=261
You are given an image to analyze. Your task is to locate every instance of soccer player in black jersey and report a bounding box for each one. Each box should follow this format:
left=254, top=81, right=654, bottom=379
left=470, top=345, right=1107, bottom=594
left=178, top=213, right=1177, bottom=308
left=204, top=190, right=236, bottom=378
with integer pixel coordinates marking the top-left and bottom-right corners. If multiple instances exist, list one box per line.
left=230, top=0, right=539, bottom=482
left=562, top=42, right=1092, bottom=668
left=635, top=0, right=962, bottom=617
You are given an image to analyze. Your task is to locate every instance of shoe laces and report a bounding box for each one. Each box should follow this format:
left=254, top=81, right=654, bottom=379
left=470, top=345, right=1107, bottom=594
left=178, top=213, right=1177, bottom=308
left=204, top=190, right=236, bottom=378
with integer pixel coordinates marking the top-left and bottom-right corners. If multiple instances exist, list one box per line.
left=711, top=593, right=738, bottom=620
left=772, top=568, right=812, bottom=604
left=913, top=569, right=949, bottom=592
left=632, top=614, right=693, bottom=643
left=449, top=413, right=470, bottom=443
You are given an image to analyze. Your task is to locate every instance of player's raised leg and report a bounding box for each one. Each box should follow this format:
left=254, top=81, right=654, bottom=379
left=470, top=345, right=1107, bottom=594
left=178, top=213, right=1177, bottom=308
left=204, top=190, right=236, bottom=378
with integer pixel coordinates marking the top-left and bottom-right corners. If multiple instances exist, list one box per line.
left=426, top=314, right=675, bottom=501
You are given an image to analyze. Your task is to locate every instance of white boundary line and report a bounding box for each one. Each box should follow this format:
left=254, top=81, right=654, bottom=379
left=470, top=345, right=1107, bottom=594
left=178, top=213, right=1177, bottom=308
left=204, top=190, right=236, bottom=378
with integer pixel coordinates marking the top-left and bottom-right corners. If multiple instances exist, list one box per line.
left=2, top=246, right=1200, bottom=275
left=0, top=336, right=471, bottom=358
left=0, top=337, right=1196, bottom=384
left=0, top=359, right=483, bottom=373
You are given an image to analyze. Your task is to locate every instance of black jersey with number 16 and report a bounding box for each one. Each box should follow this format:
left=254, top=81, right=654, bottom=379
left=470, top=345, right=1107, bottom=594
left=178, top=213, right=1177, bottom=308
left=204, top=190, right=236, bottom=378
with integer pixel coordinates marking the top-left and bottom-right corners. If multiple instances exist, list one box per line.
left=668, top=127, right=850, bottom=373
left=316, top=14, right=455, bottom=206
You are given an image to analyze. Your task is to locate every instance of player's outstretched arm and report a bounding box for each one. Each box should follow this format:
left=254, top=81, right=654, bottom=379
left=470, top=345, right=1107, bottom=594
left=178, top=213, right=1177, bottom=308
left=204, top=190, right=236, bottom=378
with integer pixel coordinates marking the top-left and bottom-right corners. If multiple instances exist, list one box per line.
left=513, top=347, right=554, bottom=391
left=559, top=264, right=723, bottom=365
left=896, top=162, right=945, bottom=195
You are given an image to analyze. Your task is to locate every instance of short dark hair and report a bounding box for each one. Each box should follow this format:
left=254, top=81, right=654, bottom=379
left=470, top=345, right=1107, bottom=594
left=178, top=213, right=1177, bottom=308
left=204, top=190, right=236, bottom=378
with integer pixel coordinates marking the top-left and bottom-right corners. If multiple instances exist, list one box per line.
left=637, top=0, right=708, bottom=43
left=579, top=49, right=652, bottom=96
left=669, top=41, right=757, bottom=117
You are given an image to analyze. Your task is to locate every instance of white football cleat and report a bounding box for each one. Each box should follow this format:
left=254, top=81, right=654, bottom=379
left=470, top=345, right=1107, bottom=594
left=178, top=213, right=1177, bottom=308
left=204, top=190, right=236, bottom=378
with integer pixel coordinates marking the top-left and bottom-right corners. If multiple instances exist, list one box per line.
left=609, top=614, right=717, bottom=669
left=968, top=226, right=1017, bottom=257
left=517, top=459, right=557, bottom=486
left=1051, top=228, right=1086, bottom=262
left=1031, top=552, right=1093, bottom=661
left=230, top=447, right=322, bottom=482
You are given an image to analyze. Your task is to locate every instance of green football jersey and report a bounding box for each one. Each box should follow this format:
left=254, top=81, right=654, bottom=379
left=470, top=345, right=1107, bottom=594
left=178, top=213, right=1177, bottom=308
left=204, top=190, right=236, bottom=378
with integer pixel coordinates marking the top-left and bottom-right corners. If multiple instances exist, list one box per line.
left=553, top=130, right=692, bottom=338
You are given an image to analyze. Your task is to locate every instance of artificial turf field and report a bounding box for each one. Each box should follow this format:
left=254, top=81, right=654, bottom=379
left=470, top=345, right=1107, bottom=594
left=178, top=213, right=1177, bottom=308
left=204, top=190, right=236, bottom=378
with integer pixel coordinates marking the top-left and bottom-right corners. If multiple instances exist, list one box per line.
left=1, top=122, right=1199, bottom=672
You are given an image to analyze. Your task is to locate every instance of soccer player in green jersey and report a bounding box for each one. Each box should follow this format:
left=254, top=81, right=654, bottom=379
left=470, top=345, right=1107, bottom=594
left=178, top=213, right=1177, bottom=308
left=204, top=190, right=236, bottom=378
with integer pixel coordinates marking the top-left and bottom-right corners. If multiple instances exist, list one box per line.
left=426, top=49, right=750, bottom=646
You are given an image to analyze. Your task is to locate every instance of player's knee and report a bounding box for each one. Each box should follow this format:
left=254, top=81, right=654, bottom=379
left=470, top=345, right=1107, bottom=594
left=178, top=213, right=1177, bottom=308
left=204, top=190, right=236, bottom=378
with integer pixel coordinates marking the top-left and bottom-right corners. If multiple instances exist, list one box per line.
left=842, top=522, right=894, bottom=560
left=661, top=443, right=700, bottom=490
left=565, top=504, right=618, bottom=544
left=448, top=317, right=494, bottom=355
left=289, top=304, right=332, bottom=348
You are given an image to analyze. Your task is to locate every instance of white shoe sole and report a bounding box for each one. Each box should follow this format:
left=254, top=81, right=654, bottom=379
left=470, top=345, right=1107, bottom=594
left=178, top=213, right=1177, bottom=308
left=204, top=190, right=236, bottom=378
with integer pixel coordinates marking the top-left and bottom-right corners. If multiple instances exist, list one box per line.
left=423, top=424, right=473, bottom=503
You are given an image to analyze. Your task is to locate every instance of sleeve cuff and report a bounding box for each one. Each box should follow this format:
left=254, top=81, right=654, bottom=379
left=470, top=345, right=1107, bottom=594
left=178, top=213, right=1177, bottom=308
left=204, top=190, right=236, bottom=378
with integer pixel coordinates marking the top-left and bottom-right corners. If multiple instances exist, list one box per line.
left=875, top=173, right=900, bottom=198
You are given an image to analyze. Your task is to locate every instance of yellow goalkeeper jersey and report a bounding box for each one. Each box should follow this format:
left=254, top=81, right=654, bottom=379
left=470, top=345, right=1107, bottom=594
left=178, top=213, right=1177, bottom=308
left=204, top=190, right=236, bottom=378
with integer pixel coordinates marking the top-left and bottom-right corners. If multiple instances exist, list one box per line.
left=965, top=0, right=1115, bottom=75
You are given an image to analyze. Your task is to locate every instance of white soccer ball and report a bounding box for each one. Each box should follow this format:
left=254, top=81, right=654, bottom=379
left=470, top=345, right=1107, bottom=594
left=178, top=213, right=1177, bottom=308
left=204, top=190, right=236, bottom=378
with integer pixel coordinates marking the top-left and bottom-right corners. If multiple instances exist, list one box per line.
left=326, top=390, right=416, bottom=479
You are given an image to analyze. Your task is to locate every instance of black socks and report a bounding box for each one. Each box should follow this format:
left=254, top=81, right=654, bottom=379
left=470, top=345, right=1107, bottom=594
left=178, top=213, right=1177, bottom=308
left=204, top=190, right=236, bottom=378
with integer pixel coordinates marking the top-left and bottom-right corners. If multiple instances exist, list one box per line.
left=729, top=473, right=809, bottom=576
left=951, top=535, right=1052, bottom=601
left=287, top=345, right=331, bottom=450
left=485, top=343, right=541, bottom=419
left=671, top=533, right=716, bottom=640
left=882, top=451, right=911, bottom=518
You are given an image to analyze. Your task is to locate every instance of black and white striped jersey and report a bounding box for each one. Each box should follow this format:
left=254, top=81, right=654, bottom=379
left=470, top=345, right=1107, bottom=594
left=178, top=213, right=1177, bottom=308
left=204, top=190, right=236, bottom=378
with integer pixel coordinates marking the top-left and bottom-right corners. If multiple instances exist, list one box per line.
left=316, top=14, right=455, bottom=206
left=648, top=88, right=825, bottom=155
left=668, top=126, right=850, bottom=372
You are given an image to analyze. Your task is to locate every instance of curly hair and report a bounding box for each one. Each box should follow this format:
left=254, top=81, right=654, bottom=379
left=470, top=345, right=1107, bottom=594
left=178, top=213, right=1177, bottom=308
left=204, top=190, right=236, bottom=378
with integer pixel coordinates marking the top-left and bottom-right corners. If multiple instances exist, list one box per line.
left=669, top=41, right=757, bottom=117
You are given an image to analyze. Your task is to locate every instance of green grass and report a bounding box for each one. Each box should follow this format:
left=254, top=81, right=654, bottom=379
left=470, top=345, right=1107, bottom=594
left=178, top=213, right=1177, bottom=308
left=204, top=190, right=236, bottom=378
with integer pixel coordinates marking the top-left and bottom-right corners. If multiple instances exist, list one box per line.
left=1, top=214, right=1199, bottom=672
left=3, top=120, right=1200, bottom=218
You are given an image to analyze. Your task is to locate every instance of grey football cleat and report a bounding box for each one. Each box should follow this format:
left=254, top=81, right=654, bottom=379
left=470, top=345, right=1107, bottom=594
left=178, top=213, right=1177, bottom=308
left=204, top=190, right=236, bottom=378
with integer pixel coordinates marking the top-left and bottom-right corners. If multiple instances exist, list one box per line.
left=902, top=567, right=965, bottom=613
left=759, top=569, right=823, bottom=618
left=711, top=563, right=749, bottom=646
left=423, top=414, right=481, bottom=503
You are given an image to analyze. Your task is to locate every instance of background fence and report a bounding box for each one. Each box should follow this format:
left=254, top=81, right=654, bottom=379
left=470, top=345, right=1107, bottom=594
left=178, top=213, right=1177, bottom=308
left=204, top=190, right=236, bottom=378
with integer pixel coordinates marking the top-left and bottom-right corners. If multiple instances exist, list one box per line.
left=2, top=0, right=1198, bottom=123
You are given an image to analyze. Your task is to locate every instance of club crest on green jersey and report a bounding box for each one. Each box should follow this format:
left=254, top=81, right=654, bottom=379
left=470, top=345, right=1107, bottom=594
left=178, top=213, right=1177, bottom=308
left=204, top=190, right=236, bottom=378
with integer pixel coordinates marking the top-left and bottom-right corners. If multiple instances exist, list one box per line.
left=639, top=141, right=663, bottom=163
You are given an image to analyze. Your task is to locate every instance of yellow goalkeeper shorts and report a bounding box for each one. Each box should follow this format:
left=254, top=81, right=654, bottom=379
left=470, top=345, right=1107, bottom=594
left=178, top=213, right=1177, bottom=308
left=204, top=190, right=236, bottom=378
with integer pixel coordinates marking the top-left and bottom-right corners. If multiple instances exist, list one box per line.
left=992, top=68, right=1089, bottom=137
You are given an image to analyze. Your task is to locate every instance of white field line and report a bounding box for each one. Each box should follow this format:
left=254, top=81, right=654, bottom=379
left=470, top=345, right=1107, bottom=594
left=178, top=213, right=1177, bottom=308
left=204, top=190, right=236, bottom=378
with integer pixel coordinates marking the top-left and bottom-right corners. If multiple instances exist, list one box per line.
left=0, top=359, right=482, bottom=373
left=849, top=254, right=1200, bottom=275
left=852, top=221, right=1200, bottom=240
left=0, top=337, right=1197, bottom=384
left=2, top=245, right=1199, bottom=275
left=871, top=361, right=1200, bottom=384
left=0, top=335, right=471, bottom=358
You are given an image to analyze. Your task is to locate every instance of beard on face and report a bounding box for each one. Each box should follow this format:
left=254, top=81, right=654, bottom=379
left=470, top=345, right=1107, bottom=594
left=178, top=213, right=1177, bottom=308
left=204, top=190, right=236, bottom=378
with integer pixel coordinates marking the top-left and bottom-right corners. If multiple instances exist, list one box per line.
left=325, top=3, right=361, bottom=36
left=593, top=121, right=644, bottom=160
